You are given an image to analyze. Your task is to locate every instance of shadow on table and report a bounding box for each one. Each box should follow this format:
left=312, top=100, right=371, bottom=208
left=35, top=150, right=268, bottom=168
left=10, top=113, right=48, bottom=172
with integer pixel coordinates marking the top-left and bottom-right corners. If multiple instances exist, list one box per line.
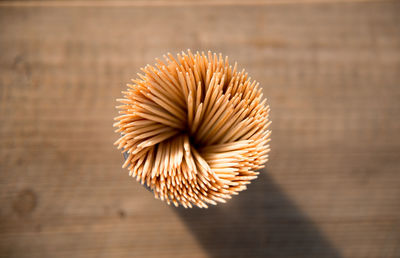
left=174, top=170, right=342, bottom=258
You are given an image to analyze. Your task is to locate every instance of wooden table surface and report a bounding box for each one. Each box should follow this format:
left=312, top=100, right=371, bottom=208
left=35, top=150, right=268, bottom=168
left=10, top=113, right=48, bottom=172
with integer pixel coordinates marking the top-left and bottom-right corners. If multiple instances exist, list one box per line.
left=1, top=0, right=399, bottom=257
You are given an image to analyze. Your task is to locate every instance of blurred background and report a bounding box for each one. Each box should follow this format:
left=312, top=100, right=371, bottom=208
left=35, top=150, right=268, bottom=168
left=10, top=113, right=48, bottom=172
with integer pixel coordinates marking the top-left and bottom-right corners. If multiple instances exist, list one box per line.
left=0, top=0, right=399, bottom=257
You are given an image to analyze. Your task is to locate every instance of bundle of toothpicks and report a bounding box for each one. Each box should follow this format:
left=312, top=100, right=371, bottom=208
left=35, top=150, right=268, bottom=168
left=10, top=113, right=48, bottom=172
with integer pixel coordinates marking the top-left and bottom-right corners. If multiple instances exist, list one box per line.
left=114, top=50, right=271, bottom=208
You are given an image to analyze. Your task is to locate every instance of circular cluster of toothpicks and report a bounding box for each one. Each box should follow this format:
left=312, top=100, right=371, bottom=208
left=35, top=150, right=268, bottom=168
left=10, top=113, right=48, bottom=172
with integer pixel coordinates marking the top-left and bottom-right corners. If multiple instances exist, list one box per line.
left=114, top=50, right=271, bottom=208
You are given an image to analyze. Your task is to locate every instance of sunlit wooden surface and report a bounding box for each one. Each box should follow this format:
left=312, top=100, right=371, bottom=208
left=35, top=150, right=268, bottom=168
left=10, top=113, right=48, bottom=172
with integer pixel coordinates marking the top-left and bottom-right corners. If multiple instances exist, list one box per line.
left=1, top=1, right=399, bottom=257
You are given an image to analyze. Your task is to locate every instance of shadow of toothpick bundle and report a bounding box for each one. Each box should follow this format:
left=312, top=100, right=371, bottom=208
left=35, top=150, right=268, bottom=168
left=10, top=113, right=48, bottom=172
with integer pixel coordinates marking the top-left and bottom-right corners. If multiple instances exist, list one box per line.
left=114, top=50, right=271, bottom=208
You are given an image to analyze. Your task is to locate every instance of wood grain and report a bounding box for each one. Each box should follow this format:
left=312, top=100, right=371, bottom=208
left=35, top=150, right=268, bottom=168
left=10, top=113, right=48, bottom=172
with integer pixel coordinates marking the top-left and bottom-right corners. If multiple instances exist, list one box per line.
left=0, top=1, right=399, bottom=257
